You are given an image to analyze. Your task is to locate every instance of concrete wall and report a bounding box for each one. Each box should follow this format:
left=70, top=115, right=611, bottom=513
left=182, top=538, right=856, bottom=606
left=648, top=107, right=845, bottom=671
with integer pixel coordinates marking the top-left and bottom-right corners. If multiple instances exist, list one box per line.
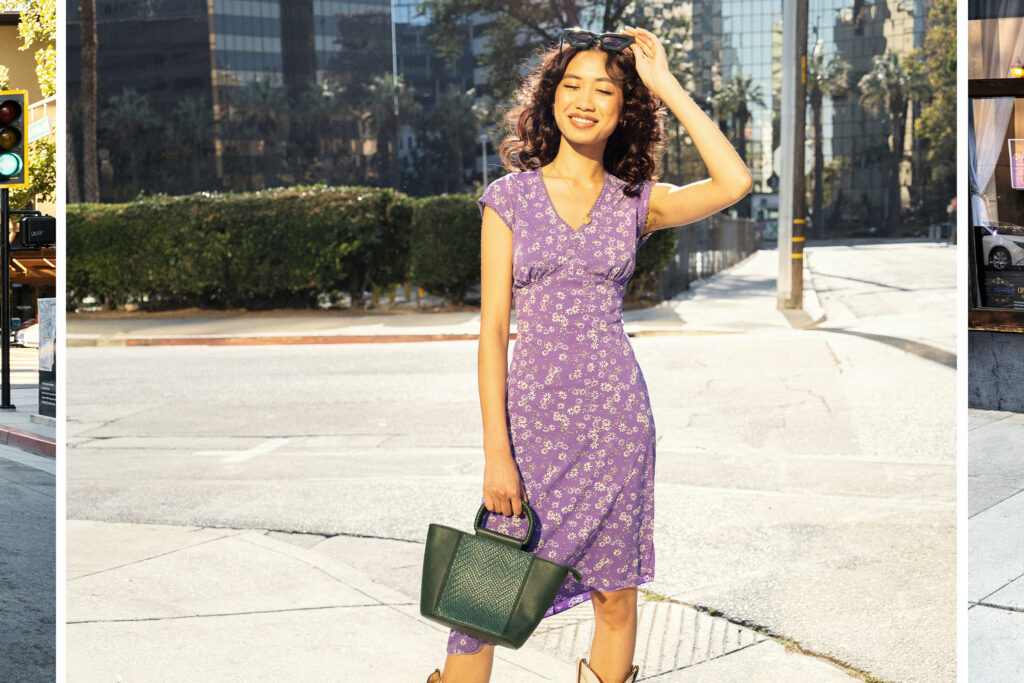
left=969, top=330, right=1024, bottom=412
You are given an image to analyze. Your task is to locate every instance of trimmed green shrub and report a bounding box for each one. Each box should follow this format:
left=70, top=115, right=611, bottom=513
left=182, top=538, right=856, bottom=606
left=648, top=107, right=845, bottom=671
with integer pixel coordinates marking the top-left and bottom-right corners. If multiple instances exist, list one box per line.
left=67, top=185, right=674, bottom=310
left=409, top=193, right=481, bottom=306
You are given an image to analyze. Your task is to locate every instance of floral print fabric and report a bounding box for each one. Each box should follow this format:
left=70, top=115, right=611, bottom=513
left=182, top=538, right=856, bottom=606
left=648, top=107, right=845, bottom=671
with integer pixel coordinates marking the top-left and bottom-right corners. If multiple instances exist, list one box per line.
left=447, top=168, right=657, bottom=655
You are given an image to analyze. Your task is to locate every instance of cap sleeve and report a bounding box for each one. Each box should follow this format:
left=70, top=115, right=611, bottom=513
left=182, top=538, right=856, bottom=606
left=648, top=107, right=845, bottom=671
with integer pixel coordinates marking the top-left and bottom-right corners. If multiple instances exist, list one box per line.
left=478, top=173, right=516, bottom=231
left=636, top=181, right=656, bottom=248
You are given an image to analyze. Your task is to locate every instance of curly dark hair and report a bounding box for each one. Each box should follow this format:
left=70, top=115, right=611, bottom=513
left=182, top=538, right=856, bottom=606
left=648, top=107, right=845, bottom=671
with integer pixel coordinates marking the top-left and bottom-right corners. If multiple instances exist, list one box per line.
left=498, top=42, right=668, bottom=197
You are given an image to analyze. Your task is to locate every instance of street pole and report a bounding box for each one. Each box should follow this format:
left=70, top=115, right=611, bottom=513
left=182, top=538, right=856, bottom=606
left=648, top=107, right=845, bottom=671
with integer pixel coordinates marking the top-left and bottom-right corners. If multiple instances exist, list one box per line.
left=778, top=0, right=808, bottom=310
left=0, top=188, right=13, bottom=409
left=390, top=0, right=399, bottom=117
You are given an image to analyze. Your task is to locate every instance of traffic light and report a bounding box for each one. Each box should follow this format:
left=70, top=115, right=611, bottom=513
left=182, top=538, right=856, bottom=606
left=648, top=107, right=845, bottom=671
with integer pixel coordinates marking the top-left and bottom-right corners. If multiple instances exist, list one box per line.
left=0, top=91, right=28, bottom=189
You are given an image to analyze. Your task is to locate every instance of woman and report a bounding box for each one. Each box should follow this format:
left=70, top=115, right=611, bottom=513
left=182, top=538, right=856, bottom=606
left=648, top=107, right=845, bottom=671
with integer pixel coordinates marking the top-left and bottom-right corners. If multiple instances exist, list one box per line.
left=428, top=26, right=751, bottom=683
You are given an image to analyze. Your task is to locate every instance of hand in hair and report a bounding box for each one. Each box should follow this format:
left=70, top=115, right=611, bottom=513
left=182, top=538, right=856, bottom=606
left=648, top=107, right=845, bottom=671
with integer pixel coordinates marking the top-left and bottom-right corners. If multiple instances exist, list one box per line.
left=622, top=27, right=673, bottom=97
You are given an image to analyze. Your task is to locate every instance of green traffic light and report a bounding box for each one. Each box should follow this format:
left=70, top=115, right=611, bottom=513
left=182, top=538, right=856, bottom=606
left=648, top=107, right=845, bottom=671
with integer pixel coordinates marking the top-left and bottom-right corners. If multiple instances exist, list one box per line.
left=0, top=152, right=22, bottom=177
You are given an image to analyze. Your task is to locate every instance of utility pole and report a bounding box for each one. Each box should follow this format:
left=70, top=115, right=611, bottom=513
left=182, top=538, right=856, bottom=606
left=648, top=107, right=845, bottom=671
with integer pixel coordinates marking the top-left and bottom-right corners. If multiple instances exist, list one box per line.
left=778, top=0, right=808, bottom=310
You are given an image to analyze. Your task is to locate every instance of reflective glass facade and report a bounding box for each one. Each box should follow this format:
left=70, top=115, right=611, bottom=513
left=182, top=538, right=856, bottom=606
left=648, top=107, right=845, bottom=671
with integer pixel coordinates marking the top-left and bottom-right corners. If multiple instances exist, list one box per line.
left=67, top=0, right=474, bottom=193
left=688, top=0, right=926, bottom=230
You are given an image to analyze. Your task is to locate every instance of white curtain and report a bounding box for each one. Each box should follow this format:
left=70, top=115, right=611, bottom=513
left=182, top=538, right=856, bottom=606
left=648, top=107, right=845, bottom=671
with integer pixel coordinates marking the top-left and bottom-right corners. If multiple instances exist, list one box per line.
left=971, top=18, right=1024, bottom=224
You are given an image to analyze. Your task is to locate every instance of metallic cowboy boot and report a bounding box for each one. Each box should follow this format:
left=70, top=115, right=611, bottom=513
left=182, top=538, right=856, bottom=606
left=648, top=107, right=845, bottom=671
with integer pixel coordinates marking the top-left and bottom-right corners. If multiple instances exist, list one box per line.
left=426, top=668, right=441, bottom=683
left=576, top=658, right=640, bottom=683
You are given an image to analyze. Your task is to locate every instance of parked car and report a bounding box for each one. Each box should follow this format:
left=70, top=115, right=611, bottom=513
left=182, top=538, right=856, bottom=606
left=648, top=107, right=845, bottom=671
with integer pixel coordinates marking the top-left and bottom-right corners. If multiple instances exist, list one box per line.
left=9, top=318, right=33, bottom=345
left=980, top=223, right=1024, bottom=270
left=13, top=322, right=38, bottom=348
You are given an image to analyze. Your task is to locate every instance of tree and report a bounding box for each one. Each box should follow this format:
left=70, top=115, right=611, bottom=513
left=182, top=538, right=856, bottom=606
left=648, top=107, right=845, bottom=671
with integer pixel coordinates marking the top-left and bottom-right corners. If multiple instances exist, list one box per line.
left=417, top=0, right=633, bottom=100
left=80, top=0, right=99, bottom=202
left=807, top=42, right=849, bottom=239
left=103, top=88, right=158, bottom=197
left=0, top=0, right=56, bottom=209
left=363, top=74, right=419, bottom=190
left=858, top=50, right=929, bottom=236
left=914, top=0, right=955, bottom=223
left=167, top=97, right=213, bottom=194
left=714, top=73, right=764, bottom=216
left=427, top=84, right=479, bottom=192
left=233, top=78, right=288, bottom=189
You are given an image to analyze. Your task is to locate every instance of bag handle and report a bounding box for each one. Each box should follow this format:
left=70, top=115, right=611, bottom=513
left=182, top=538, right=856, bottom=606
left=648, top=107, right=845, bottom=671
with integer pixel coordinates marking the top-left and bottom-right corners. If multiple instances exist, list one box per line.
left=473, top=501, right=537, bottom=550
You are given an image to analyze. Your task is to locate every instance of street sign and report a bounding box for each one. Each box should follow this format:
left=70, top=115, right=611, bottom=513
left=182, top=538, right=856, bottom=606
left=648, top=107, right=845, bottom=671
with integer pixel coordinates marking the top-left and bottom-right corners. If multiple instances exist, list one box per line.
left=27, top=116, right=52, bottom=143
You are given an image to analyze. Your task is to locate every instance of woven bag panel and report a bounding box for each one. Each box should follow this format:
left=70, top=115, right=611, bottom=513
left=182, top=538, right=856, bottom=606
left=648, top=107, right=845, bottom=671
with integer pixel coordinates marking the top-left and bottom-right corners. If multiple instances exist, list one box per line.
left=436, top=535, right=532, bottom=633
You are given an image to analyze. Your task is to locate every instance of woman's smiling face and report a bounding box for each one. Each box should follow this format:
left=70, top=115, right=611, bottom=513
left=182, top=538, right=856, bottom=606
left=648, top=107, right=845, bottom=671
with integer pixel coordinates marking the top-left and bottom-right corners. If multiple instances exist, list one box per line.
left=552, top=49, right=625, bottom=145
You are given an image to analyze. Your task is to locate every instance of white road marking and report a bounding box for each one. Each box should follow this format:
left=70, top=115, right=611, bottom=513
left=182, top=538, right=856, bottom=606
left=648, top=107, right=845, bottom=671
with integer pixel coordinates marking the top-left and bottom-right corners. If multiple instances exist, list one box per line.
left=195, top=438, right=291, bottom=463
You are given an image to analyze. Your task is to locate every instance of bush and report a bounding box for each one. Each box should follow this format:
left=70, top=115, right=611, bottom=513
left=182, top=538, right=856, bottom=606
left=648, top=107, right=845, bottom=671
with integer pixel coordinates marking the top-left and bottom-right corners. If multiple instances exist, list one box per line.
left=67, top=185, right=675, bottom=311
left=409, top=193, right=481, bottom=306
left=67, top=186, right=414, bottom=310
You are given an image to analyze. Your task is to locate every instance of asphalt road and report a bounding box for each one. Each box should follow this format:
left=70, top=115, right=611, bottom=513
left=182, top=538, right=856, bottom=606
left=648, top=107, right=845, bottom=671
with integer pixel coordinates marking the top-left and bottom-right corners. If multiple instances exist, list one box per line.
left=67, top=243, right=956, bottom=683
left=0, top=448, right=56, bottom=682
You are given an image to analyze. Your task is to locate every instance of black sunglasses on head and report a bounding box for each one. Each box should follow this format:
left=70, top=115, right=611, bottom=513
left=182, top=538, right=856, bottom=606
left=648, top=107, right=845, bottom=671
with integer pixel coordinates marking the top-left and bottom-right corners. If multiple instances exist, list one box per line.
left=559, top=28, right=635, bottom=53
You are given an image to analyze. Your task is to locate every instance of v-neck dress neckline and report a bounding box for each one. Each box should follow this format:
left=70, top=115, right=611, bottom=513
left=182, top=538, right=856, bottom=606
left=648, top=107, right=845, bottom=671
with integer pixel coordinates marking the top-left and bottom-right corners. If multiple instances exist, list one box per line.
left=536, top=166, right=609, bottom=234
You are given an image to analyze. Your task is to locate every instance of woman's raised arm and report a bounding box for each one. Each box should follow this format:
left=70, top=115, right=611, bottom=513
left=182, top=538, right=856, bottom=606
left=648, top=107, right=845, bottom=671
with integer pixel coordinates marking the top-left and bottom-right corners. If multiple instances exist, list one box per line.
left=624, top=26, right=753, bottom=232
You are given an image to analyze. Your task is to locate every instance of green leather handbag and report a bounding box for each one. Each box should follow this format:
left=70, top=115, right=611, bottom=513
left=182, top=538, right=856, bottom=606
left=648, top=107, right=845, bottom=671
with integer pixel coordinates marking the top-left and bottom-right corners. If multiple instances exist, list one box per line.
left=420, top=501, right=582, bottom=649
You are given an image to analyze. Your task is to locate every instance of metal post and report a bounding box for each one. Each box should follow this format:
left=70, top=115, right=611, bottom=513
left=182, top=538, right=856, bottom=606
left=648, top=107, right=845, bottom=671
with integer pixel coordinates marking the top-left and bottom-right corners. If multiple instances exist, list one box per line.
left=390, top=0, right=399, bottom=117
left=778, top=0, right=808, bottom=310
left=0, top=188, right=13, bottom=409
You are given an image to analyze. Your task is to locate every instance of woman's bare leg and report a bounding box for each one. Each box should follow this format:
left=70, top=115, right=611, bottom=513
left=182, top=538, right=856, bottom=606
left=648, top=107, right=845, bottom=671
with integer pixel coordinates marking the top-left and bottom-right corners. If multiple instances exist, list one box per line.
left=589, top=587, right=638, bottom=682
left=440, top=643, right=495, bottom=683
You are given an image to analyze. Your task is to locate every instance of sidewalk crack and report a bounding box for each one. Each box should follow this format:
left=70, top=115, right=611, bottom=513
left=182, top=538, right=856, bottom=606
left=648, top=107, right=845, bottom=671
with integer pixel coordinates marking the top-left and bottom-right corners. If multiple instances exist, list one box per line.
left=68, top=528, right=245, bottom=581
left=67, top=602, right=416, bottom=625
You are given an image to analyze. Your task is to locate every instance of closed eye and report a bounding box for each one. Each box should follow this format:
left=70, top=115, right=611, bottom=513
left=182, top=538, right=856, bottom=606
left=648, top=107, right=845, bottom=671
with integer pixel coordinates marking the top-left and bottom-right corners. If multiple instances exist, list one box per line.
left=563, top=84, right=615, bottom=96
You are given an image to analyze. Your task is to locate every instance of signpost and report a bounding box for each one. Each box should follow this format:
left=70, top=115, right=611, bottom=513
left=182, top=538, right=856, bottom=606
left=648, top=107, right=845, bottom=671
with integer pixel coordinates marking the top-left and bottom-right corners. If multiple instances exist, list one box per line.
left=1, top=89, right=56, bottom=410
left=778, top=0, right=808, bottom=311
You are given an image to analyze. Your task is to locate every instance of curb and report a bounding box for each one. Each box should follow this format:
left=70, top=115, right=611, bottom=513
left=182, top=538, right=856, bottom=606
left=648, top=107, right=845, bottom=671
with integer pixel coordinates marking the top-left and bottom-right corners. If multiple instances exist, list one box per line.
left=0, top=425, right=56, bottom=458
left=68, top=327, right=752, bottom=347
left=69, top=333, right=497, bottom=347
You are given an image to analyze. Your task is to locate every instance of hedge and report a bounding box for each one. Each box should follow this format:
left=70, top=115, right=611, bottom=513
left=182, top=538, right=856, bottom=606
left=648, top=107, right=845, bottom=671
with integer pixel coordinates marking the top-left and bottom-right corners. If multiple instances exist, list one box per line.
left=67, top=185, right=674, bottom=310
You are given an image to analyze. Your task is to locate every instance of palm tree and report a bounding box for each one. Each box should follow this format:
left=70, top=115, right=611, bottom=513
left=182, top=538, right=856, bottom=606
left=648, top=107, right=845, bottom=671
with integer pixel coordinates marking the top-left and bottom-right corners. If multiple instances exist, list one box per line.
left=288, top=81, right=353, bottom=184
left=715, top=74, right=765, bottom=166
left=714, top=74, right=765, bottom=216
left=81, top=0, right=99, bottom=202
left=104, top=88, right=158, bottom=196
left=168, top=97, right=213, bottom=193
left=234, top=78, right=288, bottom=188
left=363, top=74, right=418, bottom=189
left=426, top=84, right=479, bottom=192
left=858, top=50, right=930, bottom=236
left=807, top=43, right=850, bottom=239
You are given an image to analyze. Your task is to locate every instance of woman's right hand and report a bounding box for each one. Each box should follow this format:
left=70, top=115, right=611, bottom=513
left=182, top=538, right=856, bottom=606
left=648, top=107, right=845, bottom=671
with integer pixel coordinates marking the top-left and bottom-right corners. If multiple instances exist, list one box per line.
left=483, top=448, right=527, bottom=517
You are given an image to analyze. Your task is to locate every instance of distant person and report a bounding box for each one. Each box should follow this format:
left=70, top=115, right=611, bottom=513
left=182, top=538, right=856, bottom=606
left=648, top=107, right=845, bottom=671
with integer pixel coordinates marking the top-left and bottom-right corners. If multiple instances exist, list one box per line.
left=426, top=26, right=750, bottom=683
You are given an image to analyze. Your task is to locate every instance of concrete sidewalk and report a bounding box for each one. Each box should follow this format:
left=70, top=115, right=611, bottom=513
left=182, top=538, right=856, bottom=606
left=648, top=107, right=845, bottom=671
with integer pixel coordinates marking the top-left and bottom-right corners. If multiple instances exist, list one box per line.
left=66, top=249, right=825, bottom=346
left=67, top=243, right=956, bottom=681
left=66, top=519, right=856, bottom=682
left=0, top=351, right=56, bottom=457
left=969, top=409, right=1024, bottom=681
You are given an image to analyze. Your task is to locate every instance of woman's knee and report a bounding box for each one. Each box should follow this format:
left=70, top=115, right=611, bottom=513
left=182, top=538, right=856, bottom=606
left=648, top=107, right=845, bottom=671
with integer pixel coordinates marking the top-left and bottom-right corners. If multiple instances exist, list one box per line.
left=591, top=587, right=638, bottom=624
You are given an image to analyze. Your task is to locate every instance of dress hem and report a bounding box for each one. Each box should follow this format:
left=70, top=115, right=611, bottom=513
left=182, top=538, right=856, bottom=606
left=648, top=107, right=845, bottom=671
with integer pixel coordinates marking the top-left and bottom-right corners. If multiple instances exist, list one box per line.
left=446, top=572, right=655, bottom=657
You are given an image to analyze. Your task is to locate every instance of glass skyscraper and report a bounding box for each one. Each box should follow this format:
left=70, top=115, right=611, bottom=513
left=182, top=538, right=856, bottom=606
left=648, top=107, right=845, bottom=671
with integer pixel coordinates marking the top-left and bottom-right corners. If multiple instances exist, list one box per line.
left=66, top=0, right=474, bottom=194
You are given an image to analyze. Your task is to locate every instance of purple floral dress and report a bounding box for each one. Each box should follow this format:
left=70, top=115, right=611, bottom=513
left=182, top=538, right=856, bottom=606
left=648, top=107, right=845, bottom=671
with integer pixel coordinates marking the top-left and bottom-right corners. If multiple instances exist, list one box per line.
left=447, top=167, right=657, bottom=655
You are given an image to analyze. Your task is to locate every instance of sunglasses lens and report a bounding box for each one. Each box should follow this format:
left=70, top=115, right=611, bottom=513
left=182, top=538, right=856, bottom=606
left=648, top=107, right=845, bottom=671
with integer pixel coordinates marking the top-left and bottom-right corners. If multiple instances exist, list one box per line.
left=601, top=35, right=631, bottom=50
left=567, top=31, right=593, bottom=46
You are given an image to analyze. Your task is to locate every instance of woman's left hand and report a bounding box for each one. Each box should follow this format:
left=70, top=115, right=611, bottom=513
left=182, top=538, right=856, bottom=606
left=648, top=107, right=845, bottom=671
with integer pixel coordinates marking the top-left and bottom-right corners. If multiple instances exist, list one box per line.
left=623, top=27, right=672, bottom=97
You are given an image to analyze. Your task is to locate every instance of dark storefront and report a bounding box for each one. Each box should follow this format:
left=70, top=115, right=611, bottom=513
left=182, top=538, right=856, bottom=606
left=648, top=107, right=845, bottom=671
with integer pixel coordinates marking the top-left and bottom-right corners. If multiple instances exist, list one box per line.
left=969, top=3, right=1024, bottom=410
